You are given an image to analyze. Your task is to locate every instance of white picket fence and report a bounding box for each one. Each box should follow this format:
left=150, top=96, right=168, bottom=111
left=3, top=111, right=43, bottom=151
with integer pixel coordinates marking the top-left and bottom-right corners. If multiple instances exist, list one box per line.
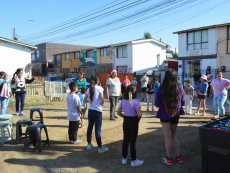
left=26, top=81, right=45, bottom=97
left=44, top=81, right=68, bottom=101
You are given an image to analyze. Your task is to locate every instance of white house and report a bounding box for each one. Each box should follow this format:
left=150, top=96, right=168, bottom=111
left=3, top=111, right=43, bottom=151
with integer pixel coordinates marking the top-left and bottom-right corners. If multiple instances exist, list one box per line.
left=0, top=37, right=37, bottom=78
left=173, top=26, right=217, bottom=85
left=111, top=39, right=168, bottom=74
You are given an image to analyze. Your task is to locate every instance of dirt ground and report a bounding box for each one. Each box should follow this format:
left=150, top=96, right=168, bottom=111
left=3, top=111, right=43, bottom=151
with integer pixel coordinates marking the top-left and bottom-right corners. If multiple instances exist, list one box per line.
left=0, top=101, right=216, bottom=173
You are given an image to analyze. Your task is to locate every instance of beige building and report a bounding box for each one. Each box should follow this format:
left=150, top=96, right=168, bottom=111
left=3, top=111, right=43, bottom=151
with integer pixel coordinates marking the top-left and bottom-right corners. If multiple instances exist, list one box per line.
left=96, top=45, right=113, bottom=64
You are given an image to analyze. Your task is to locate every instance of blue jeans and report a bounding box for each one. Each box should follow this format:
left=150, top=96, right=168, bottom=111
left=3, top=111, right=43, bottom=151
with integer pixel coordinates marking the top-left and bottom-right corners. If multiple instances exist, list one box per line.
left=87, top=109, right=102, bottom=147
left=0, top=97, right=9, bottom=115
left=15, top=93, right=26, bottom=112
left=213, top=94, right=227, bottom=115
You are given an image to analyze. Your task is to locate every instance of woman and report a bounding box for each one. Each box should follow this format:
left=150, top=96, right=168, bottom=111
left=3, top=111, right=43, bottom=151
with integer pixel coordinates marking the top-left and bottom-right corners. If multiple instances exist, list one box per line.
left=83, top=74, right=109, bottom=153
left=106, top=69, right=122, bottom=120
left=121, top=75, right=131, bottom=97
left=74, top=71, right=86, bottom=92
left=0, top=72, right=12, bottom=114
left=206, top=69, right=213, bottom=97
left=194, top=75, right=208, bottom=116
left=117, top=84, right=144, bottom=167
left=155, top=69, right=184, bottom=166
left=12, top=68, right=35, bottom=116
left=211, top=72, right=230, bottom=118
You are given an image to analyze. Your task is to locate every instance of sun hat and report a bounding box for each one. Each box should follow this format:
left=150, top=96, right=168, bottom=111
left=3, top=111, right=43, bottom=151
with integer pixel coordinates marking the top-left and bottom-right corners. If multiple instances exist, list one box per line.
left=108, top=69, right=117, bottom=76
left=200, top=75, right=207, bottom=80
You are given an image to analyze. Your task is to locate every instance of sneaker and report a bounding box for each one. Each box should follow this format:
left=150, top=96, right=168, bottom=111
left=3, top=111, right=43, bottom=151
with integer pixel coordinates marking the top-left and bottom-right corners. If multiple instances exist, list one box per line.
left=69, top=140, right=73, bottom=143
left=122, top=158, right=128, bottom=165
left=114, top=116, right=118, bottom=119
left=98, top=146, right=109, bottom=153
left=146, top=109, right=149, bottom=111
left=177, top=155, right=184, bottom=163
left=110, top=118, right=116, bottom=121
left=20, top=111, right=25, bottom=116
left=16, top=112, right=19, bottom=116
left=189, top=112, right=192, bottom=114
left=79, top=124, right=82, bottom=128
left=131, top=159, right=144, bottom=167
left=86, top=143, right=94, bottom=150
left=72, top=139, right=82, bottom=144
left=82, top=124, right=85, bottom=128
left=214, top=115, right=219, bottom=118
left=152, top=109, right=154, bottom=111
left=162, top=157, right=173, bottom=166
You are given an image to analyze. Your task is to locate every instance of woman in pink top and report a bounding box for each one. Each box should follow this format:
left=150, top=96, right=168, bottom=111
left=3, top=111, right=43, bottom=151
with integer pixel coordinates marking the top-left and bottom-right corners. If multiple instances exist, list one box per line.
left=121, top=75, right=131, bottom=98
left=117, top=84, right=144, bottom=167
left=211, top=72, right=230, bottom=118
left=206, top=69, right=213, bottom=97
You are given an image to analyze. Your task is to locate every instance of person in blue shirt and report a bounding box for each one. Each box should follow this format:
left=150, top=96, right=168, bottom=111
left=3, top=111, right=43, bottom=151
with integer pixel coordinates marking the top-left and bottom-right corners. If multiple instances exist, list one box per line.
left=154, top=78, right=160, bottom=95
left=78, top=87, right=88, bottom=128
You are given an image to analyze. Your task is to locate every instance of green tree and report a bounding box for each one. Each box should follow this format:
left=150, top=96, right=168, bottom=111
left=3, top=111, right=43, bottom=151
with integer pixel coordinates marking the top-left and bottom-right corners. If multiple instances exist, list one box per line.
left=143, top=32, right=152, bottom=39
left=174, top=51, right=178, bottom=56
left=159, top=38, right=162, bottom=42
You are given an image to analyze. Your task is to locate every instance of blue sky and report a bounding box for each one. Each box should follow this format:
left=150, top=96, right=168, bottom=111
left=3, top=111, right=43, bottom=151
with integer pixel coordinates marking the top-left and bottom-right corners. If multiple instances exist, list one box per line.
left=1, top=0, right=230, bottom=50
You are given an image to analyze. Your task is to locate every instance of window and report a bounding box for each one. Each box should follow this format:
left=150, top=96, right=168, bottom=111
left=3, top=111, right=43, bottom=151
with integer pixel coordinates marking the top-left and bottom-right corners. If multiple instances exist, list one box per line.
left=75, top=52, right=80, bottom=59
left=43, top=49, right=45, bottom=53
left=87, top=50, right=93, bottom=58
left=31, top=54, right=35, bottom=61
left=65, top=54, right=69, bottom=61
left=100, top=48, right=108, bottom=56
left=184, top=60, right=200, bottom=77
left=187, top=30, right=208, bottom=50
left=74, top=68, right=79, bottom=72
left=117, top=66, right=127, bottom=73
left=117, top=46, right=127, bottom=58
left=36, top=50, right=39, bottom=58
left=157, top=54, right=160, bottom=66
left=63, top=68, right=70, bottom=73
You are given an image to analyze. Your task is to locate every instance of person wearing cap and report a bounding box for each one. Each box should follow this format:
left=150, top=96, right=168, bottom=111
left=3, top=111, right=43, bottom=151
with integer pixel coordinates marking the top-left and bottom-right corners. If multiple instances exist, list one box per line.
left=194, top=75, right=208, bottom=116
left=131, top=77, right=138, bottom=86
left=140, top=73, right=149, bottom=101
left=211, top=71, right=230, bottom=118
left=184, top=80, right=194, bottom=114
left=106, top=69, right=122, bottom=120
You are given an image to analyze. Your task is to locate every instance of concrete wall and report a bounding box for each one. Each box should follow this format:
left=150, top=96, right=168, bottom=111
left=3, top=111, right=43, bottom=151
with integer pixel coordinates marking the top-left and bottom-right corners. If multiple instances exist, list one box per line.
left=96, top=47, right=113, bottom=64
left=132, top=41, right=166, bottom=72
left=216, top=26, right=230, bottom=70
left=0, top=41, right=32, bottom=77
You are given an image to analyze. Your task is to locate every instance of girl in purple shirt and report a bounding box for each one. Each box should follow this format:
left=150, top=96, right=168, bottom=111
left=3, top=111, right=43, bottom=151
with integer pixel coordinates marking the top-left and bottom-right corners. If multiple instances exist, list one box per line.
left=117, top=84, right=144, bottom=167
left=155, top=69, right=185, bottom=166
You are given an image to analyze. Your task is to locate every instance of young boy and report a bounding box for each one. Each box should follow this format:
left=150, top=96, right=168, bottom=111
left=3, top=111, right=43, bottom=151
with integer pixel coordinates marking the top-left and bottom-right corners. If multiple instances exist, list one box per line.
left=66, top=82, right=83, bottom=144
left=154, top=78, right=160, bottom=95
left=184, top=80, right=194, bottom=114
left=131, top=77, right=138, bottom=86
left=78, top=87, right=88, bottom=128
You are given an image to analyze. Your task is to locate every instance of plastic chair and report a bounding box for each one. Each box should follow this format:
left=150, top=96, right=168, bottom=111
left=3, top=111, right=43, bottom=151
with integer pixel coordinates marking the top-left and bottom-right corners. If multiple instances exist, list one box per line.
left=30, top=108, right=44, bottom=124
left=0, top=114, right=13, bottom=128
left=23, top=124, right=50, bottom=152
left=0, top=121, right=14, bottom=148
left=16, top=119, right=32, bottom=145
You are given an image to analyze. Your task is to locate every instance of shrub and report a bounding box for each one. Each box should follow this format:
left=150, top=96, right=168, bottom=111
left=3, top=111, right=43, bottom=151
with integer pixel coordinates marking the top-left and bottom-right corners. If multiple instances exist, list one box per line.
left=31, top=100, right=38, bottom=106
left=8, top=99, right=14, bottom=107
left=44, top=100, right=50, bottom=105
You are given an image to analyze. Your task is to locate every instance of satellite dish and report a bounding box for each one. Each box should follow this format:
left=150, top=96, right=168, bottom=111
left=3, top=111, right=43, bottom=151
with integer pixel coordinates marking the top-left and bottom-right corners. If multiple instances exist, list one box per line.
left=24, top=63, right=33, bottom=73
left=106, top=50, right=111, bottom=56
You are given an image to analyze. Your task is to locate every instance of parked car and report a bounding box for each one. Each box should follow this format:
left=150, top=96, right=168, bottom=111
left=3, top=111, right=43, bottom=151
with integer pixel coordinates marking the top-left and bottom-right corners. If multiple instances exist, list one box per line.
left=65, top=78, right=90, bottom=93
left=45, top=76, right=64, bottom=82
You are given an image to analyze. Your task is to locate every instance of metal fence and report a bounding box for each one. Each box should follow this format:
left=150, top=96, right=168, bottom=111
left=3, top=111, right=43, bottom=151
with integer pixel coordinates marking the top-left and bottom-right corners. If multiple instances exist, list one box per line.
left=44, top=81, right=68, bottom=101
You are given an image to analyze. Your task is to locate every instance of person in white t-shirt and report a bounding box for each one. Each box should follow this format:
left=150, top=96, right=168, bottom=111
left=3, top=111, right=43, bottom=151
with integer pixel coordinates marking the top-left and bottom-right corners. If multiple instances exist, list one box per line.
left=84, top=74, right=109, bottom=153
left=66, top=82, right=83, bottom=144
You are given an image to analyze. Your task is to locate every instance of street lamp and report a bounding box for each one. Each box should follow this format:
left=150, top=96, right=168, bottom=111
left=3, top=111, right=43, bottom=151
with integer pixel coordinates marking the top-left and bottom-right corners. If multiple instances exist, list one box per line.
left=13, top=19, right=34, bottom=41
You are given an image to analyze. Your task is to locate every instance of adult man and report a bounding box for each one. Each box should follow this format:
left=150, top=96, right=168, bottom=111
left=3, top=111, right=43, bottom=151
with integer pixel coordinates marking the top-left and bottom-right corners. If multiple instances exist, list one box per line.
left=140, top=73, right=149, bottom=101
left=193, top=69, right=201, bottom=96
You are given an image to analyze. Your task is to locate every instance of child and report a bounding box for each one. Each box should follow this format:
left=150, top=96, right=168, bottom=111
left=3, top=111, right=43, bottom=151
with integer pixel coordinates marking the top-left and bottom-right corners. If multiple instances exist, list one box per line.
left=66, top=82, right=83, bottom=144
left=155, top=69, right=184, bottom=166
left=154, top=78, right=160, bottom=95
left=184, top=80, right=194, bottom=114
left=117, top=84, right=144, bottom=167
left=146, top=78, right=154, bottom=111
left=78, top=87, right=88, bottom=128
left=84, top=74, right=109, bottom=153
left=131, top=77, right=138, bottom=86
left=194, top=75, right=208, bottom=116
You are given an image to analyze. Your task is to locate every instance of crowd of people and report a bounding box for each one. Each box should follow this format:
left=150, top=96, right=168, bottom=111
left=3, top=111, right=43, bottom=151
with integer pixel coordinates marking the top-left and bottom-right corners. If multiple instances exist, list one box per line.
left=1, top=67, right=230, bottom=167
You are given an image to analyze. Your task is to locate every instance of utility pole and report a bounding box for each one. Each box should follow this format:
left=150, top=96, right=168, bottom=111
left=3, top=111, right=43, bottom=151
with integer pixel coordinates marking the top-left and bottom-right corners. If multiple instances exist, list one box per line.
left=13, top=19, right=34, bottom=41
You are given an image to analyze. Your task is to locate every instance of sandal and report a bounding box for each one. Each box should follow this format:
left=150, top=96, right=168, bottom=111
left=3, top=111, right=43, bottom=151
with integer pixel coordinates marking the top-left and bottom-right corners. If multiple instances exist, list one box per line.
left=194, top=112, right=199, bottom=115
left=202, top=113, right=206, bottom=116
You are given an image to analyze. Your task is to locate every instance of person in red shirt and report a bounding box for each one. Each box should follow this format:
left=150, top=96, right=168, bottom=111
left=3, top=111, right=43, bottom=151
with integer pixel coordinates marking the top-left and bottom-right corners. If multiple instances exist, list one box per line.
left=121, top=75, right=131, bottom=98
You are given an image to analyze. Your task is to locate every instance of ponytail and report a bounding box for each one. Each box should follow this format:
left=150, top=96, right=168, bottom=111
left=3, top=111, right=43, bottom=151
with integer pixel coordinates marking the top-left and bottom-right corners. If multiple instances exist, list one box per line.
left=89, top=74, right=100, bottom=102
left=12, top=68, right=22, bottom=84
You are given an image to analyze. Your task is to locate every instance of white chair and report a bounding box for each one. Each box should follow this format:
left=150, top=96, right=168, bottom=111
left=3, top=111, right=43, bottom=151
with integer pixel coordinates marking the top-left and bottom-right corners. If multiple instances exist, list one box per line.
left=0, top=121, right=14, bottom=148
